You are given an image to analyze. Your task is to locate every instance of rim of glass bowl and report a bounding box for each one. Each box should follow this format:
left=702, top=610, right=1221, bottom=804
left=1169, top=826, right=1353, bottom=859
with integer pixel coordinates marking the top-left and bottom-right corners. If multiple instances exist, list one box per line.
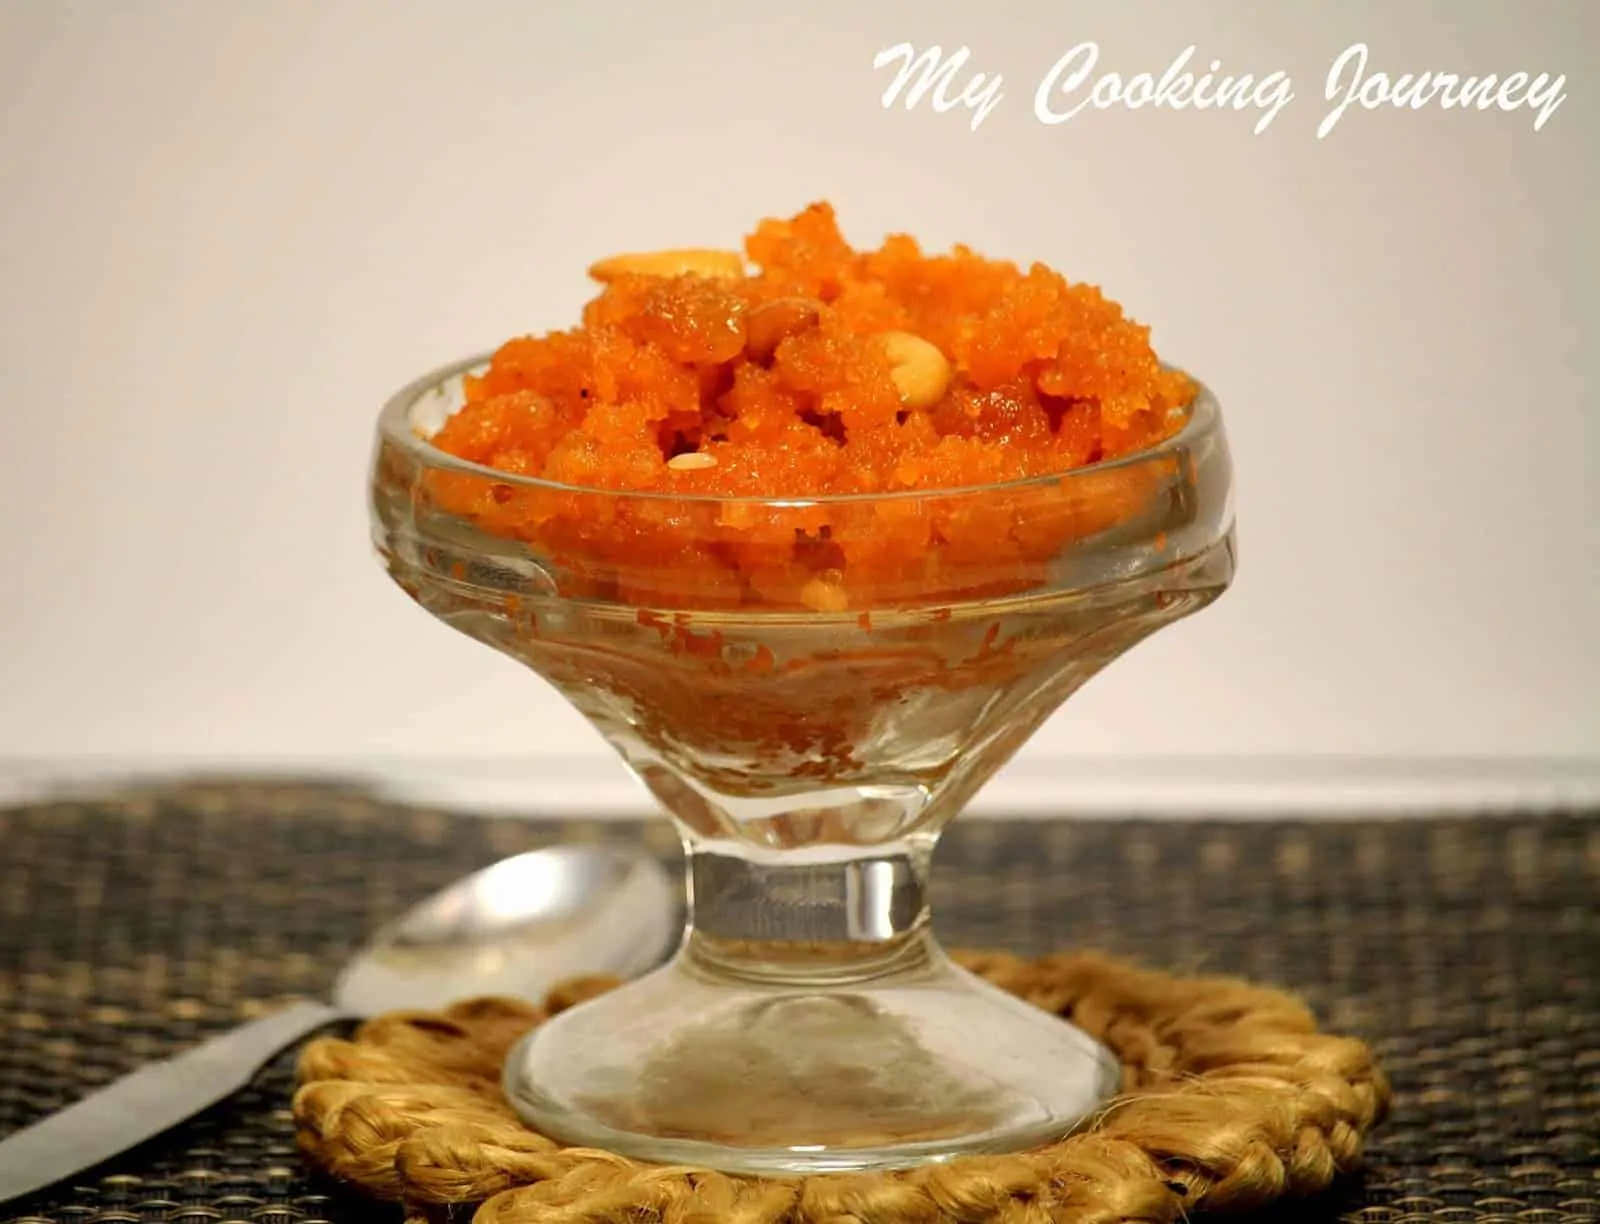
left=378, top=352, right=1221, bottom=507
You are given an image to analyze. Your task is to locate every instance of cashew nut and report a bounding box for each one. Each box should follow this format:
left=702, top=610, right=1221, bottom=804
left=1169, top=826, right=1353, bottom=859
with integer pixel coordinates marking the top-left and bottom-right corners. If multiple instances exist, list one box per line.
left=588, top=248, right=746, bottom=283
left=799, top=576, right=850, bottom=613
left=666, top=451, right=718, bottom=471
left=879, top=331, right=952, bottom=409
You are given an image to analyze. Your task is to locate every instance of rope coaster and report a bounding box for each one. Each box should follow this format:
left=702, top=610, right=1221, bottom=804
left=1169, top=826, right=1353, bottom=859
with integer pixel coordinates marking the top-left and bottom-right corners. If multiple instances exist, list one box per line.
left=293, top=950, right=1389, bottom=1224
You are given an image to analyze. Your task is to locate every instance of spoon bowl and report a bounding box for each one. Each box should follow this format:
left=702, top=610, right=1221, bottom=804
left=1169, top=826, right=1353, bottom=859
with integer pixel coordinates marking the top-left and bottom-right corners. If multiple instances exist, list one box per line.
left=336, top=844, right=680, bottom=1015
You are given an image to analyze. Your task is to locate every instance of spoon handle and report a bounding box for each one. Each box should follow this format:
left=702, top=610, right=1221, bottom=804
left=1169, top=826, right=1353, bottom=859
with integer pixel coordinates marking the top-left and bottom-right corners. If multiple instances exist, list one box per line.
left=0, top=999, right=347, bottom=1206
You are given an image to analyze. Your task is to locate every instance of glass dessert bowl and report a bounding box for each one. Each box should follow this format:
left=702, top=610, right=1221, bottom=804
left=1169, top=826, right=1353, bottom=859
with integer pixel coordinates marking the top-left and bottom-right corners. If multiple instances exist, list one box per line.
left=369, top=354, right=1235, bottom=1175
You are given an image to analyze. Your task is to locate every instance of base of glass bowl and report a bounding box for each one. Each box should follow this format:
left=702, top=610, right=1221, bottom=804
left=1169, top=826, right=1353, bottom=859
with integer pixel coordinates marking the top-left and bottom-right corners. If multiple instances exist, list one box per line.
left=501, top=936, right=1120, bottom=1175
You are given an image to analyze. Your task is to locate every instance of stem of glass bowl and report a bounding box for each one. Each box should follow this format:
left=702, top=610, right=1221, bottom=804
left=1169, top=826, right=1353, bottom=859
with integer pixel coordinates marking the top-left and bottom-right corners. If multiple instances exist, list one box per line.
left=679, top=833, right=940, bottom=986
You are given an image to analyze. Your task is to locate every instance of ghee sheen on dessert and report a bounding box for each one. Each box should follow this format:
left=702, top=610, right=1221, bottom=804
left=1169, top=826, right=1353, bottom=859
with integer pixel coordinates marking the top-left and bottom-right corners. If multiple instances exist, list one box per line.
left=426, top=203, right=1192, bottom=611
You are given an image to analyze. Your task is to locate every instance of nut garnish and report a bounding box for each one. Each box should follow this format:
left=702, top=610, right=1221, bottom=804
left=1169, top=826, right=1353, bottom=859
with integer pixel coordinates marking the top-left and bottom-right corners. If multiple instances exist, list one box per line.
left=667, top=452, right=718, bottom=471
left=588, top=248, right=745, bottom=283
left=879, top=331, right=952, bottom=409
left=799, top=576, right=850, bottom=613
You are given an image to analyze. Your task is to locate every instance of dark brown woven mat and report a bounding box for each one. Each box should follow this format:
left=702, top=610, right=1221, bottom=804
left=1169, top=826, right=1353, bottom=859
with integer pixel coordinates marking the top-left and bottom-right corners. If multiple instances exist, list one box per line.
left=0, top=781, right=1595, bottom=1224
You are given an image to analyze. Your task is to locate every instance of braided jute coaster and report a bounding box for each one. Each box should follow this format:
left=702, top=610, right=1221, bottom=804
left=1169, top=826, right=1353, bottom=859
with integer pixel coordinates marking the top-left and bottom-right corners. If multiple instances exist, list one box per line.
left=293, top=949, right=1390, bottom=1224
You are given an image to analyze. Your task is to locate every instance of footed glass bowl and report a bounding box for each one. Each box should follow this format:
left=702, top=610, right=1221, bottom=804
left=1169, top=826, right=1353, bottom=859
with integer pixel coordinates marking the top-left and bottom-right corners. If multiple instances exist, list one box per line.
left=369, top=355, right=1235, bottom=1175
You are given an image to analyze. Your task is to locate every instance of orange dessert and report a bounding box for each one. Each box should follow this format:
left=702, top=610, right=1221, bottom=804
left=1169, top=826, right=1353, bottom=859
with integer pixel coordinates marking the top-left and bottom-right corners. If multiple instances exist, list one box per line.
left=423, top=202, right=1194, bottom=610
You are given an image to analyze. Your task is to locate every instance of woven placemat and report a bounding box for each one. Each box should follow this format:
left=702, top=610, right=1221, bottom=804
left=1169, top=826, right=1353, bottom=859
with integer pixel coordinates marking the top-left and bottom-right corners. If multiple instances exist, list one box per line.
left=293, top=950, right=1387, bottom=1224
left=0, top=782, right=1596, bottom=1224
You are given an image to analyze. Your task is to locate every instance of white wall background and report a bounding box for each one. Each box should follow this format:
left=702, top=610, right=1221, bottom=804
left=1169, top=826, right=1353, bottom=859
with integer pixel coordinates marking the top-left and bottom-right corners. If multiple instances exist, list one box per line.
left=0, top=0, right=1595, bottom=809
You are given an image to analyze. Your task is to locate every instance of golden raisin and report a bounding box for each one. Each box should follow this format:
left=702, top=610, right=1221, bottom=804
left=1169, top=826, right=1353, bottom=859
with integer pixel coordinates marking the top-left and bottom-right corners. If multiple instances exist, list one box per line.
left=745, top=297, right=822, bottom=364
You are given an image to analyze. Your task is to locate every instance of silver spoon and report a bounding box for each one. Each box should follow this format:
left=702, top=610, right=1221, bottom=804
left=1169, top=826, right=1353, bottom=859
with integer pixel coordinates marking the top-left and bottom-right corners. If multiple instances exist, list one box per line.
left=0, top=843, right=679, bottom=1205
